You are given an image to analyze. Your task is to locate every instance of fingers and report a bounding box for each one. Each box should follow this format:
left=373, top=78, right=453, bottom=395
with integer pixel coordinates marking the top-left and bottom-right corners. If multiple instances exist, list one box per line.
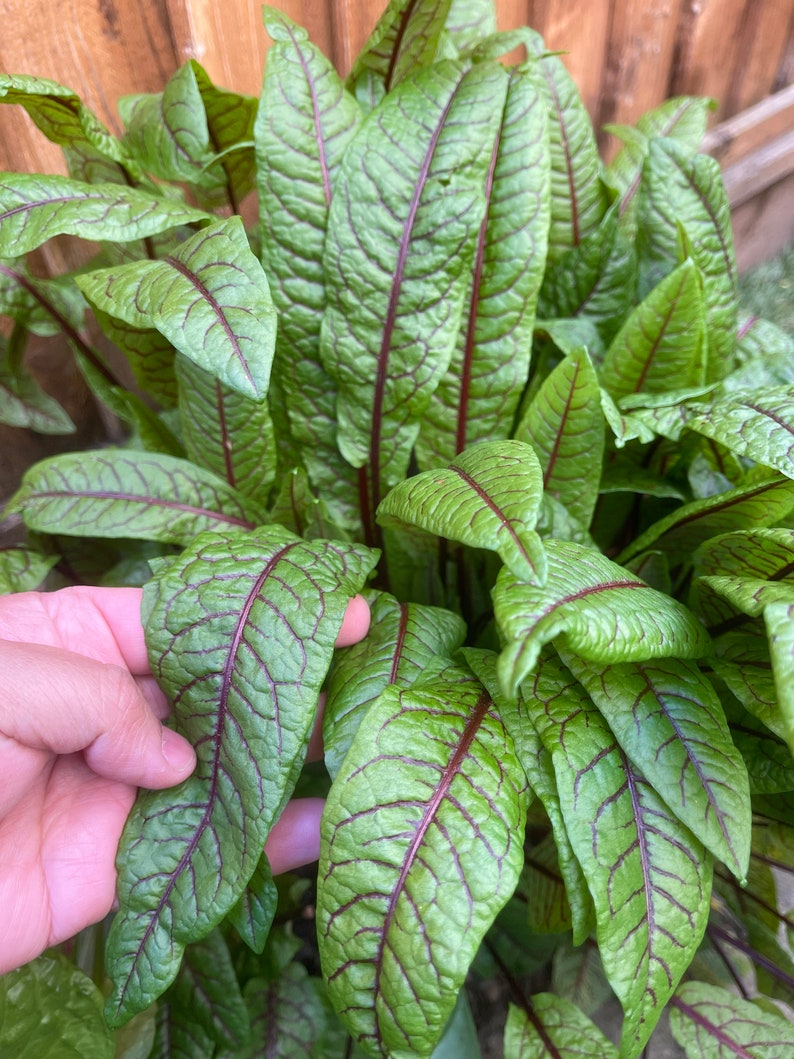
left=335, top=593, right=371, bottom=647
left=0, top=640, right=196, bottom=789
left=264, top=798, right=324, bottom=874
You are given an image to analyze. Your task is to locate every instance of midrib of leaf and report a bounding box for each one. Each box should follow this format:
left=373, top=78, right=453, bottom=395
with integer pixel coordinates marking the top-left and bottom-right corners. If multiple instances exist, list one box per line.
left=0, top=192, right=83, bottom=221
left=367, top=689, right=491, bottom=1050
left=214, top=377, right=235, bottom=488
left=668, top=995, right=755, bottom=1059
left=368, top=74, right=462, bottom=515
left=543, top=355, right=581, bottom=489
left=389, top=602, right=410, bottom=683
left=115, top=544, right=298, bottom=1015
left=286, top=20, right=332, bottom=205
left=542, top=63, right=579, bottom=246
left=385, top=0, right=420, bottom=93
left=455, top=129, right=501, bottom=455
left=743, top=398, right=794, bottom=437
left=35, top=486, right=253, bottom=528
left=449, top=461, right=534, bottom=569
left=165, top=254, right=256, bottom=392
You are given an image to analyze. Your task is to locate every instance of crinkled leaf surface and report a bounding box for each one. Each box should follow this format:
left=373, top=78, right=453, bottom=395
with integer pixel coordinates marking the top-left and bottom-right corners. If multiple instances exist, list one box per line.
left=378, top=440, right=546, bottom=582
left=175, top=354, right=277, bottom=500
left=190, top=61, right=258, bottom=210
left=0, top=954, right=113, bottom=1059
left=637, top=139, right=737, bottom=381
left=599, top=258, right=706, bottom=396
left=565, top=654, right=751, bottom=879
left=0, top=545, right=57, bottom=593
left=347, top=0, right=454, bottom=106
left=318, top=669, right=529, bottom=1057
left=527, top=35, right=610, bottom=261
left=670, top=982, right=794, bottom=1058
left=77, top=218, right=276, bottom=400
left=90, top=306, right=178, bottom=407
left=226, top=852, right=278, bottom=955
left=618, top=475, right=794, bottom=569
left=514, top=347, right=604, bottom=529
left=684, top=386, right=794, bottom=480
left=415, top=61, right=550, bottom=466
left=444, top=0, right=497, bottom=51
left=465, top=646, right=593, bottom=943
left=532, top=676, right=712, bottom=1056
left=105, top=527, right=377, bottom=1024
left=0, top=173, right=205, bottom=256
left=7, top=449, right=259, bottom=543
left=494, top=538, right=711, bottom=695
left=323, top=589, right=465, bottom=778
left=503, top=995, right=619, bottom=1059
left=150, top=1002, right=214, bottom=1059
left=320, top=59, right=506, bottom=516
left=169, top=930, right=249, bottom=1050
left=256, top=7, right=362, bottom=526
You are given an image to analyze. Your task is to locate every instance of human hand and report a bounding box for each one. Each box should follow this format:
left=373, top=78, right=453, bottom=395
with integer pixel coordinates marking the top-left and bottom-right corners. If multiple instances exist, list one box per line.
left=0, top=585, right=370, bottom=975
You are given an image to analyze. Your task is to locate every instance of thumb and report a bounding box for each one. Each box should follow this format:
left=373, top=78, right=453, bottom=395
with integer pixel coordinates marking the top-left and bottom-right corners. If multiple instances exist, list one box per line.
left=1, top=640, right=196, bottom=788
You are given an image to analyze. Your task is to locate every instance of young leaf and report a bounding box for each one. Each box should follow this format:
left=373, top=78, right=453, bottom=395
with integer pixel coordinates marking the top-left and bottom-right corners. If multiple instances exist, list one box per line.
left=0, top=173, right=206, bottom=256
left=318, top=668, right=530, bottom=1057
left=599, top=258, right=706, bottom=396
left=320, top=60, right=507, bottom=528
left=323, top=589, right=465, bottom=777
left=637, top=139, right=738, bottom=381
left=169, top=931, right=250, bottom=1050
left=670, top=981, right=794, bottom=1057
left=565, top=653, right=751, bottom=880
left=226, top=852, right=278, bottom=955
left=347, top=0, right=454, bottom=107
left=105, top=527, right=377, bottom=1024
left=77, top=218, right=276, bottom=400
left=175, top=354, right=277, bottom=499
left=0, top=954, right=114, bottom=1059
left=526, top=34, right=610, bottom=261
left=378, top=439, right=546, bottom=583
left=7, top=449, right=261, bottom=543
left=532, top=680, right=712, bottom=1055
left=617, top=475, right=794, bottom=569
left=684, top=385, right=794, bottom=480
left=415, top=61, right=551, bottom=465
left=494, top=538, right=711, bottom=695
left=514, top=347, right=604, bottom=529
left=503, top=995, right=619, bottom=1059
left=256, top=7, right=362, bottom=526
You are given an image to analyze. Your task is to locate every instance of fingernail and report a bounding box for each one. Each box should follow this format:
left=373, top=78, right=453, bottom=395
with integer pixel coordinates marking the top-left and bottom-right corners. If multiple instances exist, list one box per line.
left=161, top=727, right=196, bottom=774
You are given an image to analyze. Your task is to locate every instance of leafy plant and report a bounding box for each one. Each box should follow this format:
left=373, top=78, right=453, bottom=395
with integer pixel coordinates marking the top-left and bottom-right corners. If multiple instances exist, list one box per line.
left=2, top=0, right=794, bottom=1055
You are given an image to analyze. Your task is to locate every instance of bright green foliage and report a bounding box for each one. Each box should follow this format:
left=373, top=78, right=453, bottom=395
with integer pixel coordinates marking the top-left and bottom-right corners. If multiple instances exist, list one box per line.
left=2, top=0, right=793, bottom=1056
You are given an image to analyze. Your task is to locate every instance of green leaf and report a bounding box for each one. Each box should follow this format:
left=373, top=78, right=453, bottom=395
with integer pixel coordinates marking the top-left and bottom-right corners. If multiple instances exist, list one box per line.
left=189, top=61, right=258, bottom=210
left=684, top=386, right=794, bottom=480
left=514, top=347, right=604, bottom=529
left=565, top=654, right=751, bottom=879
left=0, top=545, right=57, bottom=592
left=670, top=982, right=794, bottom=1057
left=175, top=354, right=277, bottom=500
left=494, top=538, right=711, bottom=695
left=637, top=139, right=738, bottom=382
left=0, top=73, right=133, bottom=173
left=464, top=646, right=594, bottom=944
left=550, top=939, right=612, bottom=1017
left=378, top=440, right=546, bottom=582
left=444, top=0, right=497, bottom=52
left=764, top=601, right=794, bottom=757
left=729, top=315, right=794, bottom=392
left=0, top=173, right=206, bottom=255
left=0, top=331, right=75, bottom=433
left=323, top=589, right=466, bottom=777
left=257, top=7, right=362, bottom=526
left=526, top=35, right=610, bottom=261
left=599, top=258, right=706, bottom=396
left=169, top=930, right=250, bottom=1050
left=227, top=852, right=278, bottom=954
left=617, top=475, right=794, bottom=569
left=0, top=954, right=113, bottom=1058
left=415, top=62, right=550, bottom=465
left=150, top=1003, right=215, bottom=1059
left=532, top=681, right=712, bottom=1055
left=321, top=60, right=507, bottom=517
left=8, top=449, right=260, bottom=543
left=347, top=0, right=454, bottom=107
left=503, top=995, right=619, bottom=1059
left=90, top=305, right=178, bottom=407
left=77, top=217, right=276, bottom=400
left=318, top=668, right=530, bottom=1057
left=105, top=527, right=377, bottom=1024
left=267, top=467, right=340, bottom=542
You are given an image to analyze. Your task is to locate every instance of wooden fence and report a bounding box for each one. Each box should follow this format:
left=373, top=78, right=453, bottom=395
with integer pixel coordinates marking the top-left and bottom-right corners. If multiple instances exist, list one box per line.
left=0, top=0, right=792, bottom=268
